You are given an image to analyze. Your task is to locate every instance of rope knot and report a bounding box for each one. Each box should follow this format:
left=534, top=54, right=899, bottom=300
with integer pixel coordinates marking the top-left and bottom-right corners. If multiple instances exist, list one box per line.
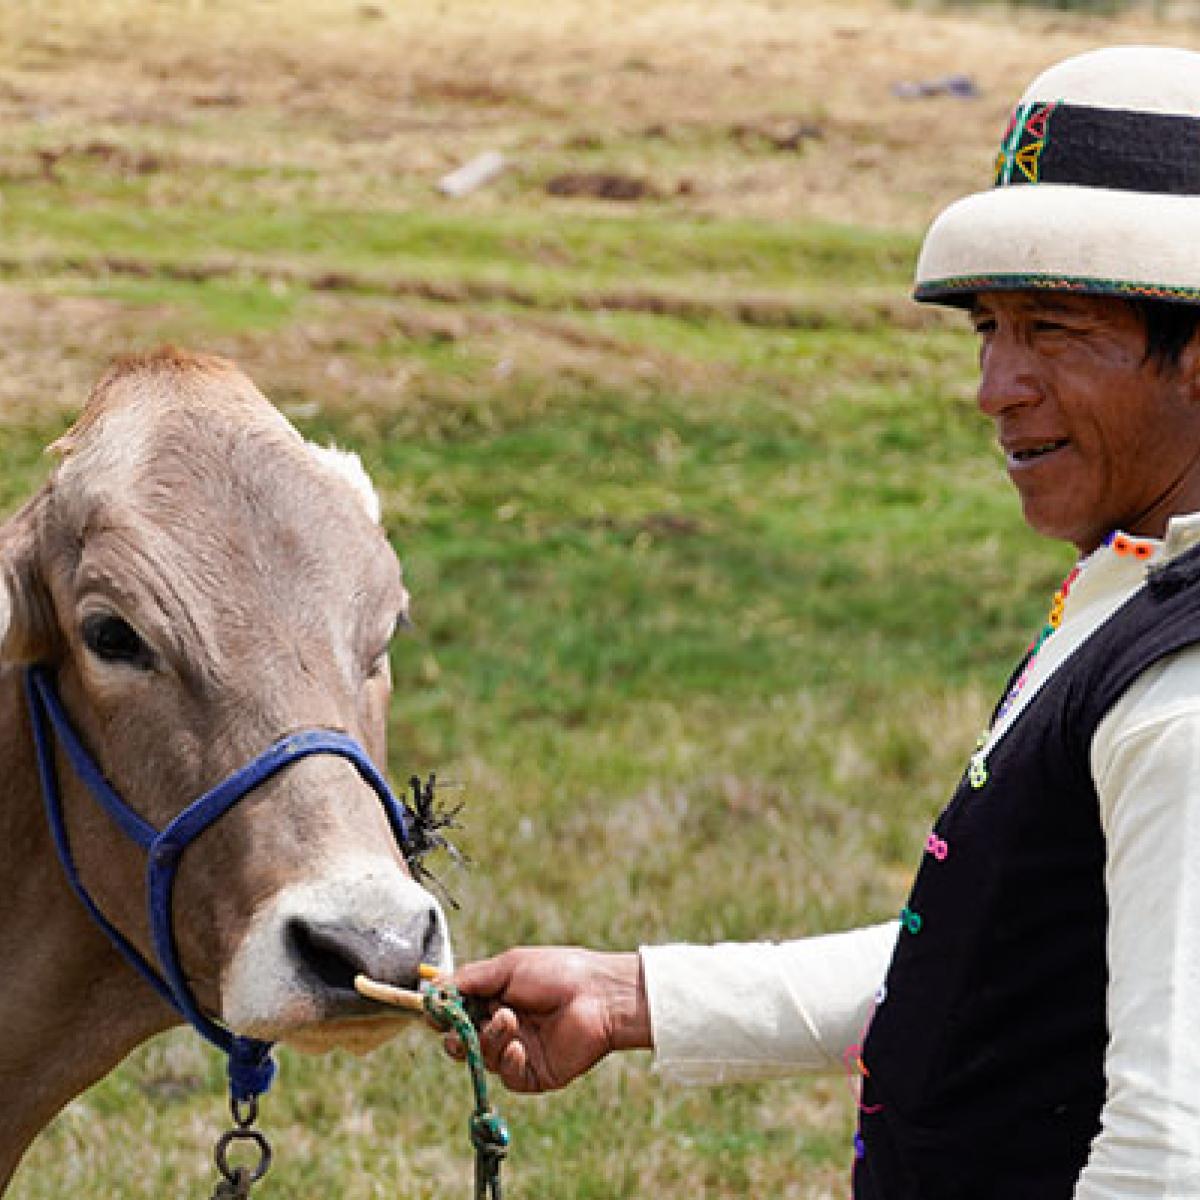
left=470, top=1110, right=510, bottom=1159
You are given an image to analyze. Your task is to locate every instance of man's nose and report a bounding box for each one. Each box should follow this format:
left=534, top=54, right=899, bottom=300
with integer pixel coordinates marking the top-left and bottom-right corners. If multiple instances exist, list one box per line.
left=976, top=336, right=1042, bottom=418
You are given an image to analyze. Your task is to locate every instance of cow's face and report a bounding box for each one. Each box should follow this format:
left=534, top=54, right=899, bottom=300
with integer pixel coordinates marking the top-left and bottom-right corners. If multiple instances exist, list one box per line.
left=0, top=351, right=450, bottom=1053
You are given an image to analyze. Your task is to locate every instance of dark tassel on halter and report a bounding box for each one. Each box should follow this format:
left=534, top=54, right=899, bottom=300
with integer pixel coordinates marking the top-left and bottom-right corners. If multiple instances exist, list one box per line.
left=404, top=773, right=468, bottom=910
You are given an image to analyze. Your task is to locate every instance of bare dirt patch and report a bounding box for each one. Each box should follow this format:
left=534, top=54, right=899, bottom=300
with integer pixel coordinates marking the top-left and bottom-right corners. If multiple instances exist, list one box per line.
left=545, top=171, right=658, bottom=201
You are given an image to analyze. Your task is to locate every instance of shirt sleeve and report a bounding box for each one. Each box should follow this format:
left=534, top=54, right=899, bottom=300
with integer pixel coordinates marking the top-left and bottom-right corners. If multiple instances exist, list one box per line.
left=640, top=922, right=897, bottom=1086
left=1078, top=646, right=1200, bottom=1198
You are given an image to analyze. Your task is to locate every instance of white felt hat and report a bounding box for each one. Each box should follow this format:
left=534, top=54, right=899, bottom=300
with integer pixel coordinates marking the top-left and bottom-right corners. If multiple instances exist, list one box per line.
left=914, top=46, right=1200, bottom=306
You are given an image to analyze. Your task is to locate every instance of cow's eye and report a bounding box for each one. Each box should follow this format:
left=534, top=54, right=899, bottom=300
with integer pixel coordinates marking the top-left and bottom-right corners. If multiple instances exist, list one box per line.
left=82, top=613, right=153, bottom=669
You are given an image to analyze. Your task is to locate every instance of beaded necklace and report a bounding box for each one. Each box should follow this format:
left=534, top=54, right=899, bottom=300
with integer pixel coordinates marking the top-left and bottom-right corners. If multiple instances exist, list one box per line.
left=993, top=564, right=1081, bottom=724
left=994, top=531, right=1159, bottom=724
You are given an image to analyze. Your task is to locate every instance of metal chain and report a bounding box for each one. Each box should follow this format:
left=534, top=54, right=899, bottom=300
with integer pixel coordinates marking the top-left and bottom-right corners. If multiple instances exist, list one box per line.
left=208, top=1096, right=273, bottom=1200
left=421, top=980, right=510, bottom=1200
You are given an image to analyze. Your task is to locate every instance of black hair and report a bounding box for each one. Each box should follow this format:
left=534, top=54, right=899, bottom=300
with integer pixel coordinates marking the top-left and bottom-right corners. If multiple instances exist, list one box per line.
left=1128, top=298, right=1200, bottom=368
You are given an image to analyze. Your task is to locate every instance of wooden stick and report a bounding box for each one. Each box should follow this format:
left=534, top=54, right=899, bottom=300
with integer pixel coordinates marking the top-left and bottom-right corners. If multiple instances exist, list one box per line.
left=354, top=974, right=426, bottom=1013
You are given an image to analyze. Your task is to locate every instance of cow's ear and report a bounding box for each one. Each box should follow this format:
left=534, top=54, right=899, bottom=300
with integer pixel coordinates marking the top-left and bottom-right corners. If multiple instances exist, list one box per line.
left=0, top=490, right=58, bottom=665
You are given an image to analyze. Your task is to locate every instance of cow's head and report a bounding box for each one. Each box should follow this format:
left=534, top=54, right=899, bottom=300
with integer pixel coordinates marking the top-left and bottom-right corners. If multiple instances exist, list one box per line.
left=0, top=349, right=449, bottom=1053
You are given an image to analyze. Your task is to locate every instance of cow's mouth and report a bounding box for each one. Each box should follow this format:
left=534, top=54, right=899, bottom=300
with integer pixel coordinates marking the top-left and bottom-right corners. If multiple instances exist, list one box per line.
left=281, top=1010, right=419, bottom=1055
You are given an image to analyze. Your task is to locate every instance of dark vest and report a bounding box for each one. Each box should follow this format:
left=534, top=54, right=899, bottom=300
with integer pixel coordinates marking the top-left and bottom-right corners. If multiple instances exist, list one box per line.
left=855, top=546, right=1200, bottom=1199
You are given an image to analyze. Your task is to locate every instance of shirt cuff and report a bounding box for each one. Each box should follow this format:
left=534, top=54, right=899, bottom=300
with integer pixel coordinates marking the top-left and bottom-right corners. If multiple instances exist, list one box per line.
left=640, top=923, right=897, bottom=1086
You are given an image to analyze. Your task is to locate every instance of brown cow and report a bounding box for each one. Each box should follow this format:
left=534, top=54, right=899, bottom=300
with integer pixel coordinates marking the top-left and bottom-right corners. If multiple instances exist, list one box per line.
left=0, top=349, right=450, bottom=1189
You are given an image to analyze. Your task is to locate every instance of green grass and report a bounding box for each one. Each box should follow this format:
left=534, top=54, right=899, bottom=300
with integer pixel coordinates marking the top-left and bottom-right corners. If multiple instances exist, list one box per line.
left=0, top=177, right=916, bottom=292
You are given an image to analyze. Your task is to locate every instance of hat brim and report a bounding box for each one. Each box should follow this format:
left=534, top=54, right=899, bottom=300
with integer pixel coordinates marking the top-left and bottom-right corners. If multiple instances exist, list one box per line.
left=914, top=183, right=1200, bottom=307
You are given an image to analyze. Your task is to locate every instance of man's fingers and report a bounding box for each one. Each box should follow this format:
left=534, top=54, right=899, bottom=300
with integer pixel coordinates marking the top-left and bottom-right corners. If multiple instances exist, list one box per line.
left=477, top=1005, right=519, bottom=1068
left=440, top=1004, right=514, bottom=1068
left=500, top=1036, right=537, bottom=1093
left=474, top=1006, right=552, bottom=1093
left=443, top=1002, right=541, bottom=1093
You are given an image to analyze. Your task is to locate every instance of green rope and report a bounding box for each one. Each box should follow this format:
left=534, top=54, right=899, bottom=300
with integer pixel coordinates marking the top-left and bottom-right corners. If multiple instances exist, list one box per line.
left=421, top=981, right=510, bottom=1200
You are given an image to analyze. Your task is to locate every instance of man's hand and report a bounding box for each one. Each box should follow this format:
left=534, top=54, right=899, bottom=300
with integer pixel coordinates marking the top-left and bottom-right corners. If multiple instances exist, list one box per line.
left=447, top=948, right=651, bottom=1093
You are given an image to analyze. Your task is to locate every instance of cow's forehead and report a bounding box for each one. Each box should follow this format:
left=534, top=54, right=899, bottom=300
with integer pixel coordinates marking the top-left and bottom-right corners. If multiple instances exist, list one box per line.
left=46, top=352, right=401, bottom=623
left=53, top=352, right=301, bottom=497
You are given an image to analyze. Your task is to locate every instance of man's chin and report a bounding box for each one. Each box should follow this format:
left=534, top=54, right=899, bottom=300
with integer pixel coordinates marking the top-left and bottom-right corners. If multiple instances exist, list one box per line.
left=1017, top=496, right=1100, bottom=553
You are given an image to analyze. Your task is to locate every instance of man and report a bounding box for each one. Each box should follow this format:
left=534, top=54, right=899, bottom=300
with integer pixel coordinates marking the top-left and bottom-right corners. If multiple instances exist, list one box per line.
left=450, top=47, right=1200, bottom=1197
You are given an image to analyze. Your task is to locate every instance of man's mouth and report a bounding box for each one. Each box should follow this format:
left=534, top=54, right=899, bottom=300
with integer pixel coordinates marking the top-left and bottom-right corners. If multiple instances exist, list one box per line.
left=1006, top=438, right=1070, bottom=465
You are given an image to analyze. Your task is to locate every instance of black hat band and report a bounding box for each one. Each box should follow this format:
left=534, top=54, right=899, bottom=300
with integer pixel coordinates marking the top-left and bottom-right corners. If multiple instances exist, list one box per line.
left=994, top=101, right=1200, bottom=196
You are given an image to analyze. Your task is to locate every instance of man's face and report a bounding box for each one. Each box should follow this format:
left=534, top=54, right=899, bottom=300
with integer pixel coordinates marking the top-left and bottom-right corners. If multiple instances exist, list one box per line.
left=972, top=291, right=1200, bottom=553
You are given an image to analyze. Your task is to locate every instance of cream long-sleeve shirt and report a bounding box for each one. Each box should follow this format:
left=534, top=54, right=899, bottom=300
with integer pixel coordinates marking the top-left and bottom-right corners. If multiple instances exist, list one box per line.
left=640, top=513, right=1200, bottom=1197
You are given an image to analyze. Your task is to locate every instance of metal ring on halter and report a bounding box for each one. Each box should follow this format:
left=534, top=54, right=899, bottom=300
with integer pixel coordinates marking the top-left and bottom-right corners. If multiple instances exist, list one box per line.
left=231, top=1095, right=259, bottom=1129
left=214, top=1128, right=273, bottom=1185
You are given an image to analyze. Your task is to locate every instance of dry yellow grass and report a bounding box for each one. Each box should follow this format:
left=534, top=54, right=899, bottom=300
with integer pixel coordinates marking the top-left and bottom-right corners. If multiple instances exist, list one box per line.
left=0, top=0, right=1193, bottom=229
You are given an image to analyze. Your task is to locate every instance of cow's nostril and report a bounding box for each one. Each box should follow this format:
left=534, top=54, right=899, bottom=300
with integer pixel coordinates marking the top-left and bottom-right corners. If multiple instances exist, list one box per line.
left=287, top=919, right=365, bottom=995
left=420, top=909, right=444, bottom=966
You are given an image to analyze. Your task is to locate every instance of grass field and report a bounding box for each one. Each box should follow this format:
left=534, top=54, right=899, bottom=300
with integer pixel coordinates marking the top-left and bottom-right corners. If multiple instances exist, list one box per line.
left=1, top=1, right=1192, bottom=1197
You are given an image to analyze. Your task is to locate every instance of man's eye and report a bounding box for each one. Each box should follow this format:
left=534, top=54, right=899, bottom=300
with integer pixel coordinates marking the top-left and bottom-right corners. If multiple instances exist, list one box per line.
left=82, top=613, right=153, bottom=668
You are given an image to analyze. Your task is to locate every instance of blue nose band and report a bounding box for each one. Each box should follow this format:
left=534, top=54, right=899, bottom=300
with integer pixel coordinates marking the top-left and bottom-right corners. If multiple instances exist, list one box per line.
left=24, top=665, right=417, bottom=1102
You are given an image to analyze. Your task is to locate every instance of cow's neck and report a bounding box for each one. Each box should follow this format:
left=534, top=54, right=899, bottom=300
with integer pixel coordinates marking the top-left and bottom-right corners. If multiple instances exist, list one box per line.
left=0, top=668, right=175, bottom=1191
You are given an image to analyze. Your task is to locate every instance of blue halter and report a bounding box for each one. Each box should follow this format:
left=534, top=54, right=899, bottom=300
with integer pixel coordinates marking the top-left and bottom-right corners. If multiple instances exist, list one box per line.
left=24, top=665, right=417, bottom=1102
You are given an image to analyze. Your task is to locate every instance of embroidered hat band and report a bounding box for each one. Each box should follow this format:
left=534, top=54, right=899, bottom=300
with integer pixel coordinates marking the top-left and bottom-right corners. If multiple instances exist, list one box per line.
left=995, top=102, right=1200, bottom=195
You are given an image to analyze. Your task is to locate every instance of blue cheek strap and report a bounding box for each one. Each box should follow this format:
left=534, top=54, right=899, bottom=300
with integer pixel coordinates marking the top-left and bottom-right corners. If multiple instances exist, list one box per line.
left=24, top=665, right=416, bottom=1102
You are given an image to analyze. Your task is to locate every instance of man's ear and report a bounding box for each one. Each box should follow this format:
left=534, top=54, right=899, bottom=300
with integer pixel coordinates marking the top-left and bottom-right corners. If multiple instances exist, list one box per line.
left=1175, top=330, right=1200, bottom=397
left=0, top=489, right=59, bottom=665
